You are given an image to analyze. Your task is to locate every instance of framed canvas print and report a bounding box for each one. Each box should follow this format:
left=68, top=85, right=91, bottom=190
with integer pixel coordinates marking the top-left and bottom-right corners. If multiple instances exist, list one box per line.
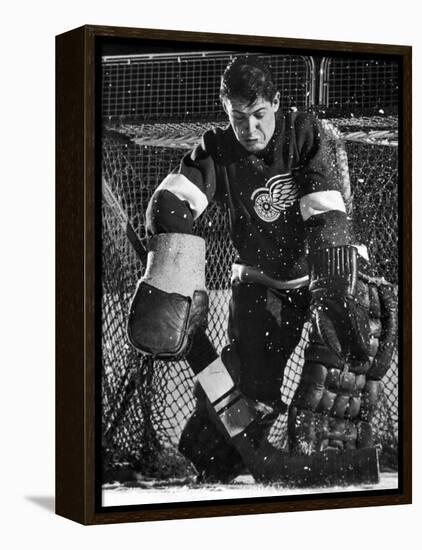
left=56, top=25, right=412, bottom=525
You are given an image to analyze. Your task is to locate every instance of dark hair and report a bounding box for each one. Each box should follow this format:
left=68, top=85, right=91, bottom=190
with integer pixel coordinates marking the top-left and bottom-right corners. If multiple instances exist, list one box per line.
left=219, top=55, right=277, bottom=105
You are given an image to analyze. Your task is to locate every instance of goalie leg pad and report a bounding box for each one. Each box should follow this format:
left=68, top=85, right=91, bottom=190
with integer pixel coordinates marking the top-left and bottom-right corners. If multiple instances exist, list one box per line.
left=367, top=283, right=398, bottom=380
left=183, top=315, right=380, bottom=486
left=180, top=341, right=281, bottom=482
left=288, top=318, right=369, bottom=453
left=179, top=393, right=284, bottom=484
left=182, top=331, right=380, bottom=486
left=178, top=402, right=245, bottom=483
left=289, top=273, right=396, bottom=456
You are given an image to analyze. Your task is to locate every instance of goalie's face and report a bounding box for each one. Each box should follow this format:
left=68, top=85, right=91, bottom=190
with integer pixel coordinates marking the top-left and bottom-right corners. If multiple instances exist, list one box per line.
left=223, top=92, right=280, bottom=153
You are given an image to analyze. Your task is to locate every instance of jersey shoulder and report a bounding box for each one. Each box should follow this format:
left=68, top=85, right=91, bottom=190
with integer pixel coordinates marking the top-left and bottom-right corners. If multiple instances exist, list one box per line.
left=190, top=125, right=226, bottom=161
left=287, top=111, right=321, bottom=157
left=290, top=111, right=319, bottom=135
left=202, top=124, right=234, bottom=148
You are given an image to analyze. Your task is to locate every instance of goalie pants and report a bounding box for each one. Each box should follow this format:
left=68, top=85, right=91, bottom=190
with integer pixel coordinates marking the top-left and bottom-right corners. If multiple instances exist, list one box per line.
left=226, top=281, right=310, bottom=407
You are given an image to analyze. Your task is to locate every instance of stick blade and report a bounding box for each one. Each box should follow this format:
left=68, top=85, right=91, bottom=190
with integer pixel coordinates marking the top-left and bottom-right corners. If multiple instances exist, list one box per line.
left=235, top=436, right=380, bottom=487
left=272, top=447, right=380, bottom=487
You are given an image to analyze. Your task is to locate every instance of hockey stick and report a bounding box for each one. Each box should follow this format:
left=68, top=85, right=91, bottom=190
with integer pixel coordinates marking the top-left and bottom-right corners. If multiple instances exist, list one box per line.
left=101, top=177, right=154, bottom=461
left=320, top=119, right=353, bottom=216
left=102, top=177, right=148, bottom=264
left=187, top=329, right=379, bottom=487
left=102, top=177, right=379, bottom=487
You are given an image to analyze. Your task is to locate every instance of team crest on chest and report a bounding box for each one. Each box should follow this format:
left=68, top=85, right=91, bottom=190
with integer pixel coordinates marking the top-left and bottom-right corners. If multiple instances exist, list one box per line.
left=251, top=173, right=298, bottom=222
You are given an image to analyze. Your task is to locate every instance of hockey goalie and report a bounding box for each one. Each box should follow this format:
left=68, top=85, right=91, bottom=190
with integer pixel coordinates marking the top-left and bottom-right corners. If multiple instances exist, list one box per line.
left=127, top=55, right=397, bottom=486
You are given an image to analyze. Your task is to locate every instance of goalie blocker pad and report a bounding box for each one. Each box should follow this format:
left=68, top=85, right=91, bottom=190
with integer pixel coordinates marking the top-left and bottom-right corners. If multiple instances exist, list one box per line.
left=187, top=331, right=380, bottom=486
left=128, top=283, right=208, bottom=358
left=127, top=233, right=208, bottom=359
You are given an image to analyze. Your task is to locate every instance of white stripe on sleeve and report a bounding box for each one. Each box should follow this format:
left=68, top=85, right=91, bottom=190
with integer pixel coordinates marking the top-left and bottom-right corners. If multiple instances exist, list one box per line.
left=300, top=190, right=346, bottom=221
left=157, top=173, right=208, bottom=219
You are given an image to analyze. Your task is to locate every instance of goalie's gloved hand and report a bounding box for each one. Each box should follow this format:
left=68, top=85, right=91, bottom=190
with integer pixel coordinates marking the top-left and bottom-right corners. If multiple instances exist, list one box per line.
left=308, top=245, right=370, bottom=362
left=127, top=233, right=209, bottom=359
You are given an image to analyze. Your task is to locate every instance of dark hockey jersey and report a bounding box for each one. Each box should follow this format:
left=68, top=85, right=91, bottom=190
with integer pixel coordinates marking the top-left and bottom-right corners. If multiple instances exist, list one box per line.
left=170, top=112, right=350, bottom=280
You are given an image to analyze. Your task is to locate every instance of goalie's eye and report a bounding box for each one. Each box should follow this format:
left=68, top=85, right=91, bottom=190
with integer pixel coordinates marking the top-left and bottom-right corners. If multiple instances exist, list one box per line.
left=254, top=110, right=266, bottom=119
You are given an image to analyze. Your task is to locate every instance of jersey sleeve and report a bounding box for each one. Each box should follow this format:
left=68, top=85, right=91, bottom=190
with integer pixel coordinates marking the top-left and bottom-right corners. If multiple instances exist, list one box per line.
left=293, top=113, right=352, bottom=249
left=155, top=130, right=218, bottom=220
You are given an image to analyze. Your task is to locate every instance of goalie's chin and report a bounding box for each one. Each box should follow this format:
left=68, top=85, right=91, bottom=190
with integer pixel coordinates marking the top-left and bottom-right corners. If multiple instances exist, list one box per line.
left=241, top=138, right=267, bottom=153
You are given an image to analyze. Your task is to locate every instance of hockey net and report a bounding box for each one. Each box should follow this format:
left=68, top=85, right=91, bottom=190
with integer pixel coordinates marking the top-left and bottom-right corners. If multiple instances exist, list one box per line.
left=101, top=117, right=399, bottom=480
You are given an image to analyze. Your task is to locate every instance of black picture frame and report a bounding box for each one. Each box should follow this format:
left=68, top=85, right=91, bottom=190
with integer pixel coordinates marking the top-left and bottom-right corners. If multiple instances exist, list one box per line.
left=56, top=24, right=412, bottom=525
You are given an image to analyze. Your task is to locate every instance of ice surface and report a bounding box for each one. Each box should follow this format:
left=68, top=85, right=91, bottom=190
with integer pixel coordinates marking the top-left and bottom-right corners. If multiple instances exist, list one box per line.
left=102, top=472, right=398, bottom=507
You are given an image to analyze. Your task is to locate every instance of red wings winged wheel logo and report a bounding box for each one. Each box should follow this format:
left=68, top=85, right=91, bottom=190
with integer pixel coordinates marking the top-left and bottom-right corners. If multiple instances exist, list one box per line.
left=251, top=173, right=299, bottom=222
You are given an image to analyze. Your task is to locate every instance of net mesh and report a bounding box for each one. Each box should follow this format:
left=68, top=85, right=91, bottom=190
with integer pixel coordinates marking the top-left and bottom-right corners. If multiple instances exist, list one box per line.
left=102, top=53, right=314, bottom=121
left=101, top=52, right=399, bottom=480
left=321, top=57, right=399, bottom=115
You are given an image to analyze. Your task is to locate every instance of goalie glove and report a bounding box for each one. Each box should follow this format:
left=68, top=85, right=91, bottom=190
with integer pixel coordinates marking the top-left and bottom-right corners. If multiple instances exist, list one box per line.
left=127, top=233, right=209, bottom=359
left=309, top=245, right=370, bottom=363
